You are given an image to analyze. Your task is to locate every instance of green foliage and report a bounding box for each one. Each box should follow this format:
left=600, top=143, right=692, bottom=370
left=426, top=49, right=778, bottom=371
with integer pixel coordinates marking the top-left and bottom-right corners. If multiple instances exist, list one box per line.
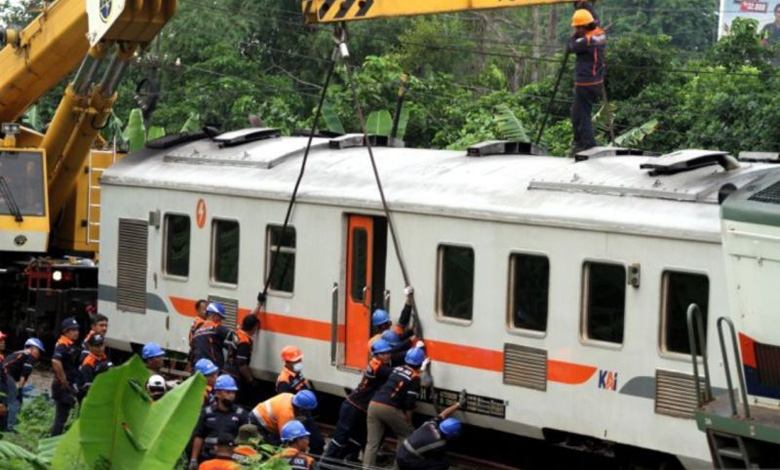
left=0, top=440, right=50, bottom=470
left=365, top=110, right=393, bottom=136
left=494, top=105, right=530, bottom=142
left=23, top=106, right=42, bottom=132
left=179, top=112, right=201, bottom=134
left=394, top=107, right=410, bottom=140
left=52, top=356, right=205, bottom=470
left=147, top=127, right=166, bottom=141
left=321, top=101, right=345, bottom=134
left=122, top=109, right=147, bottom=152
left=614, top=119, right=659, bottom=148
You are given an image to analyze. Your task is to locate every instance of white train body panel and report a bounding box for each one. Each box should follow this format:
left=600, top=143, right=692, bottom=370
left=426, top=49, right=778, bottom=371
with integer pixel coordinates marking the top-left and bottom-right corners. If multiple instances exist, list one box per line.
left=98, top=134, right=779, bottom=466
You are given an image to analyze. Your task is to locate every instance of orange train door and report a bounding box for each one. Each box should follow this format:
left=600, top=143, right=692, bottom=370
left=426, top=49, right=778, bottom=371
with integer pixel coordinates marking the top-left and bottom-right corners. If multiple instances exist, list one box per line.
left=345, top=216, right=373, bottom=368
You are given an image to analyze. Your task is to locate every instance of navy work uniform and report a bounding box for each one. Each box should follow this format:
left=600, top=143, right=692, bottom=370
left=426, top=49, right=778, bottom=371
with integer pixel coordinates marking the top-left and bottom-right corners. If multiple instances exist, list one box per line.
left=192, top=321, right=233, bottom=369
left=193, top=404, right=249, bottom=460
left=396, top=417, right=452, bottom=470
left=325, top=356, right=393, bottom=460
left=224, top=329, right=254, bottom=404
left=277, top=448, right=318, bottom=470
left=568, top=10, right=607, bottom=153
left=78, top=352, right=112, bottom=399
left=51, top=334, right=80, bottom=436
left=2, top=349, right=38, bottom=430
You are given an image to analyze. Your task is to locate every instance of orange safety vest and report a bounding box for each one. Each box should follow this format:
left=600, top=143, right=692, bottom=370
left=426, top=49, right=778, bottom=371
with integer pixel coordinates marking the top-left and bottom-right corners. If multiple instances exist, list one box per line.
left=198, top=458, right=240, bottom=470
left=251, top=393, right=295, bottom=434
left=272, top=448, right=315, bottom=470
left=232, top=445, right=258, bottom=462
left=276, top=367, right=309, bottom=393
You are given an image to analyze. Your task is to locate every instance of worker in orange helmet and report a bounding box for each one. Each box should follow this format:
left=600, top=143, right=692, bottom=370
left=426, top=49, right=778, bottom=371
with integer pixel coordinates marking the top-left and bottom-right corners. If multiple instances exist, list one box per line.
left=568, top=4, right=606, bottom=154
left=276, top=346, right=312, bottom=394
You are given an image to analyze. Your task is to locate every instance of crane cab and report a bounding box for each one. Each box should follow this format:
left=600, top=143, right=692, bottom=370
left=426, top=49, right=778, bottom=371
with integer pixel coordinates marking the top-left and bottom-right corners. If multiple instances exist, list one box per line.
left=0, top=145, right=49, bottom=254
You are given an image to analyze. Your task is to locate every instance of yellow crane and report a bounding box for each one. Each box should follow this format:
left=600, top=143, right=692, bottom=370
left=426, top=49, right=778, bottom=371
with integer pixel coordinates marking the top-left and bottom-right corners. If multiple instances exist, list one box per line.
left=0, top=0, right=174, bottom=330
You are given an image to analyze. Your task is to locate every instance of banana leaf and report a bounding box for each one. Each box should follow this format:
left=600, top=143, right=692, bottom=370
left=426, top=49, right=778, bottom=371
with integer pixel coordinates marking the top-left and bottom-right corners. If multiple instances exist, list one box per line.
left=54, top=355, right=205, bottom=470
left=614, top=119, right=659, bottom=148
left=38, top=435, right=62, bottom=463
left=52, top=422, right=84, bottom=469
left=494, top=104, right=530, bottom=142
left=122, top=109, right=147, bottom=152
left=147, top=126, right=166, bottom=141
left=24, top=105, right=42, bottom=131
left=393, top=106, right=410, bottom=140
left=180, top=112, right=201, bottom=134
left=321, top=101, right=345, bottom=135
left=365, top=110, right=393, bottom=136
left=0, top=439, right=52, bottom=470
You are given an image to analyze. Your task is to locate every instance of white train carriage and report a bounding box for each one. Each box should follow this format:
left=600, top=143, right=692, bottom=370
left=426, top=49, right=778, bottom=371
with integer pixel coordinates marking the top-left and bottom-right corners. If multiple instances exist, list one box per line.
left=97, top=130, right=779, bottom=467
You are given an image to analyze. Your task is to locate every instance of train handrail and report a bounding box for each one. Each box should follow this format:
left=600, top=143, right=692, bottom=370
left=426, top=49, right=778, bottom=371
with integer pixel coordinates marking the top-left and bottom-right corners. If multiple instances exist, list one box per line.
left=330, top=282, right=339, bottom=365
left=716, top=317, right=751, bottom=419
left=686, top=303, right=713, bottom=405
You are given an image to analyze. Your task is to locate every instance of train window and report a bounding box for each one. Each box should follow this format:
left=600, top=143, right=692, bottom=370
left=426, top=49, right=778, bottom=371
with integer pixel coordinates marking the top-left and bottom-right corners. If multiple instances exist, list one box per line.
left=662, top=271, right=709, bottom=355
left=163, top=214, right=190, bottom=277
left=211, top=219, right=240, bottom=285
left=267, top=226, right=296, bottom=293
left=509, top=254, right=549, bottom=332
left=350, top=228, right=368, bottom=302
left=437, top=245, right=474, bottom=321
left=583, top=262, right=626, bottom=344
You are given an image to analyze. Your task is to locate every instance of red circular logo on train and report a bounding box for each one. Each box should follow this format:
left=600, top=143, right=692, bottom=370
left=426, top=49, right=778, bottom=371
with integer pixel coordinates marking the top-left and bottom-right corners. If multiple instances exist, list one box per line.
left=196, top=199, right=207, bottom=229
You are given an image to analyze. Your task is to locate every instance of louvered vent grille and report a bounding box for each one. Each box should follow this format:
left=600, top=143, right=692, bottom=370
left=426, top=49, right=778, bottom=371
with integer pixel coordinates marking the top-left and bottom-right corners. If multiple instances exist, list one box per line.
left=748, top=181, right=780, bottom=204
left=756, top=342, right=780, bottom=388
left=503, top=343, right=547, bottom=391
left=655, top=369, right=704, bottom=419
left=208, top=295, right=238, bottom=329
left=117, top=219, right=148, bottom=313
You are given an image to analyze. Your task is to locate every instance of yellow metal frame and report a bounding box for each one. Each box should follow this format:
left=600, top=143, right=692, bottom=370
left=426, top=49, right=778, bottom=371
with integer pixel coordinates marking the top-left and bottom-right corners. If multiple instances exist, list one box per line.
left=303, top=0, right=581, bottom=24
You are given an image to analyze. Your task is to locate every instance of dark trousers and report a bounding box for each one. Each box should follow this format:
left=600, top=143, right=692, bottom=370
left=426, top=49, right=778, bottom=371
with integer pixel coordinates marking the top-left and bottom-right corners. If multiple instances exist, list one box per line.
left=324, top=402, right=367, bottom=460
left=571, top=84, right=602, bottom=152
left=50, top=382, right=76, bottom=436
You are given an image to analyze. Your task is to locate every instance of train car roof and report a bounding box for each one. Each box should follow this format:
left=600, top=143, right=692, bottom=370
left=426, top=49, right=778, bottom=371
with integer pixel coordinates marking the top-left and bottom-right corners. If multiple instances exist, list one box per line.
left=102, top=132, right=780, bottom=242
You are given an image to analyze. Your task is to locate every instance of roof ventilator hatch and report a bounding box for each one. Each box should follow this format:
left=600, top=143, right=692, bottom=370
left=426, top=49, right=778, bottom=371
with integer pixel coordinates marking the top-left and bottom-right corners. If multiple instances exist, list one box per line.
left=329, top=133, right=404, bottom=149
left=213, top=128, right=281, bottom=148
left=467, top=140, right=545, bottom=157
left=574, top=146, right=650, bottom=162
left=640, top=149, right=740, bottom=176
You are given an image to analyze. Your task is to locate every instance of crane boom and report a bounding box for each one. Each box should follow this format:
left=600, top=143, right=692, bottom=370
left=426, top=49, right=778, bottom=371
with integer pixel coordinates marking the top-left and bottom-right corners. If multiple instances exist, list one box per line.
left=303, top=0, right=582, bottom=24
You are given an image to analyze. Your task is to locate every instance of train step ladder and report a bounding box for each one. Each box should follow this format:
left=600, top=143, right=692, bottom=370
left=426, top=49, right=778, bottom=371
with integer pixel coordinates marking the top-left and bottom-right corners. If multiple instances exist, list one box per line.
left=687, top=304, right=757, bottom=469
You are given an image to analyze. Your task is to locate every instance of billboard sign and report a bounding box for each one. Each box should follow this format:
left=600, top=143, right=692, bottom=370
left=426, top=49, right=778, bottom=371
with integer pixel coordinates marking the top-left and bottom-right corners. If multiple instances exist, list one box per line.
left=720, top=0, right=780, bottom=44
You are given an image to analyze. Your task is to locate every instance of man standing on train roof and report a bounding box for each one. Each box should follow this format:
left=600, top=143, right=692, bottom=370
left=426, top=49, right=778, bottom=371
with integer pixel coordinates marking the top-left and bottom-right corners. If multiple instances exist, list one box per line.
left=568, top=4, right=606, bottom=154
left=225, top=314, right=260, bottom=406
left=395, top=397, right=466, bottom=470
left=188, top=299, right=209, bottom=367
left=195, top=358, right=220, bottom=406
left=272, top=420, right=319, bottom=470
left=197, top=433, right=241, bottom=470
left=50, top=317, right=81, bottom=436
left=190, top=375, right=249, bottom=469
left=276, top=345, right=312, bottom=394
left=78, top=334, right=113, bottom=401
left=2, top=337, right=44, bottom=431
left=324, top=338, right=395, bottom=462
left=249, top=389, right=322, bottom=451
left=192, top=302, right=234, bottom=369
left=81, top=313, right=108, bottom=362
left=363, top=347, right=426, bottom=469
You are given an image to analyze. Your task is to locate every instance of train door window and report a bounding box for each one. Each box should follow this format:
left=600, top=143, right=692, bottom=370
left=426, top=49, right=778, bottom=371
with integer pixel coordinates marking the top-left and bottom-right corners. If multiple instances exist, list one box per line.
left=582, top=262, right=626, bottom=344
left=509, top=254, right=550, bottom=332
left=267, top=225, right=296, bottom=294
left=350, top=228, right=368, bottom=302
left=437, top=245, right=474, bottom=322
left=661, top=271, right=709, bottom=355
left=163, top=214, right=190, bottom=278
left=211, top=219, right=239, bottom=285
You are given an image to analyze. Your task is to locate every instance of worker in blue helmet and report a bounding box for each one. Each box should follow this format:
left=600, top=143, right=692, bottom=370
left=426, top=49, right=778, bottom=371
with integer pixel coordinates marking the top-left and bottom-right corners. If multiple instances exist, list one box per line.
left=272, top=420, right=318, bottom=470
left=367, top=287, right=422, bottom=363
left=324, top=338, right=395, bottom=461
left=363, top=347, right=427, bottom=468
left=190, top=375, right=249, bottom=469
left=50, top=317, right=80, bottom=436
left=396, top=391, right=467, bottom=470
left=142, top=342, right=166, bottom=374
left=191, top=302, right=234, bottom=368
left=195, top=358, right=220, bottom=405
left=1, top=337, right=44, bottom=431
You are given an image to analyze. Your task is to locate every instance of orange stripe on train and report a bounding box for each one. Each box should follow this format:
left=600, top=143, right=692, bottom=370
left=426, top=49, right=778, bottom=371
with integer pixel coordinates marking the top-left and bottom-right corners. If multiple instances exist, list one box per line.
left=169, top=296, right=596, bottom=384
